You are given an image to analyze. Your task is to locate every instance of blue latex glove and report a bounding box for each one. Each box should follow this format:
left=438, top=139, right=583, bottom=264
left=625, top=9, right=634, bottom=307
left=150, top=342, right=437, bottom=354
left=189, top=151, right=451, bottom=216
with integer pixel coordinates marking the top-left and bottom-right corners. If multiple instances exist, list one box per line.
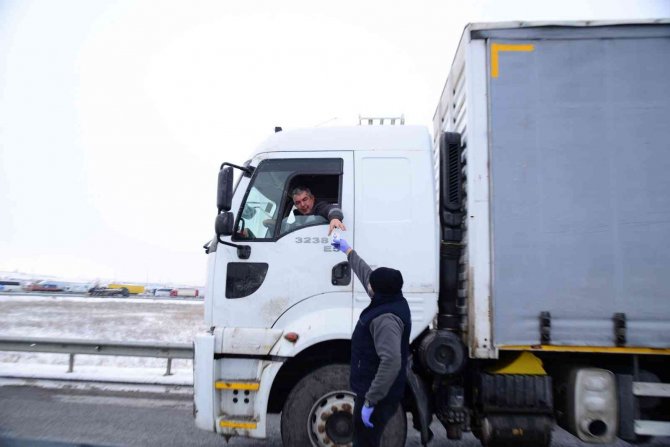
left=332, top=237, right=351, bottom=253
left=361, top=404, right=374, bottom=428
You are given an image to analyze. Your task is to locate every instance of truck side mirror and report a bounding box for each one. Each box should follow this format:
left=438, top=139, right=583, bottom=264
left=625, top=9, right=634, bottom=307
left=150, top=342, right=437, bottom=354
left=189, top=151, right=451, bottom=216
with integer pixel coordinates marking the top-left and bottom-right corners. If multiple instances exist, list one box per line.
left=217, top=166, right=234, bottom=212
left=215, top=212, right=234, bottom=236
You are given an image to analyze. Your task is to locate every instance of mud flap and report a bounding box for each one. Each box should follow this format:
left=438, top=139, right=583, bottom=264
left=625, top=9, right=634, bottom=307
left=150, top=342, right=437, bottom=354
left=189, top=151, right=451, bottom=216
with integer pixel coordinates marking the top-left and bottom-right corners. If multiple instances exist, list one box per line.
left=405, top=357, right=434, bottom=445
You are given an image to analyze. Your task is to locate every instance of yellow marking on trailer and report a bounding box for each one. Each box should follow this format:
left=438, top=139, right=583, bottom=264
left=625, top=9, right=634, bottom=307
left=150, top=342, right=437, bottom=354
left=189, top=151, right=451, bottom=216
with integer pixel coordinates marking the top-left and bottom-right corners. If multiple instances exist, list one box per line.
left=215, top=381, right=260, bottom=391
left=488, top=351, right=546, bottom=375
left=491, top=43, right=535, bottom=78
left=501, top=345, right=670, bottom=355
left=219, top=420, right=258, bottom=430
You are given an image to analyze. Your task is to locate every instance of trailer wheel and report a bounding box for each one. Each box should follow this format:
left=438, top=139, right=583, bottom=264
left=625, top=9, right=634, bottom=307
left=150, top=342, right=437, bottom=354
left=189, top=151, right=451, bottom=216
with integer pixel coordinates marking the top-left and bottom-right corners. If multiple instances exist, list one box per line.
left=280, top=364, right=406, bottom=447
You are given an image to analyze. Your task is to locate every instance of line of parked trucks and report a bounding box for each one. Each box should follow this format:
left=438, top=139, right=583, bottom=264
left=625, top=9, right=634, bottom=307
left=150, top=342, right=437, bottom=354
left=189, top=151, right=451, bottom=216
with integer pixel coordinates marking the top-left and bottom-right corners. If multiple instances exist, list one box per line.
left=0, top=280, right=200, bottom=298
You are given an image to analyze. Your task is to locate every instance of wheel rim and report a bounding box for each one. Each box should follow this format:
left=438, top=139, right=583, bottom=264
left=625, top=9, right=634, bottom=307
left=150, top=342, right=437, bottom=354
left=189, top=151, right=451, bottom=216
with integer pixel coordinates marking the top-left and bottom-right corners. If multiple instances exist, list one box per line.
left=308, top=389, right=356, bottom=446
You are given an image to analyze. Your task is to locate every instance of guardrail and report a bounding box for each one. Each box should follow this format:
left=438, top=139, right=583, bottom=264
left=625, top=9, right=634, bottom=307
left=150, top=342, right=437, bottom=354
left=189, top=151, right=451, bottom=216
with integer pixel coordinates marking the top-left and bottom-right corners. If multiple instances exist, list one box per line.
left=0, top=336, right=193, bottom=376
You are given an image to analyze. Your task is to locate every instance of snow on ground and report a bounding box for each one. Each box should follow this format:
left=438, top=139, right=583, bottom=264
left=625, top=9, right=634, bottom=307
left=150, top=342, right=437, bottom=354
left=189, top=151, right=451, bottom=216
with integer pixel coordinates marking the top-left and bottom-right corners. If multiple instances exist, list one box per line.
left=0, top=294, right=205, bottom=382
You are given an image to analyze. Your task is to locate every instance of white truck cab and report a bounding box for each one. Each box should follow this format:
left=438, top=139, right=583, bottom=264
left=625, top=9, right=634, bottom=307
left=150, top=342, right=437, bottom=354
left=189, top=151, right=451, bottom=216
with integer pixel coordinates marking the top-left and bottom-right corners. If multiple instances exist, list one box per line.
left=195, top=125, right=438, bottom=445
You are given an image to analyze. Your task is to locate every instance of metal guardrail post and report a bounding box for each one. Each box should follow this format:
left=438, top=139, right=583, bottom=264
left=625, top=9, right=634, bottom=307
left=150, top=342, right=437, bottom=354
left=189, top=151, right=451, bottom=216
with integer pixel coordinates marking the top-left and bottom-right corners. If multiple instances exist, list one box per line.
left=165, top=358, right=173, bottom=376
left=68, top=353, right=75, bottom=373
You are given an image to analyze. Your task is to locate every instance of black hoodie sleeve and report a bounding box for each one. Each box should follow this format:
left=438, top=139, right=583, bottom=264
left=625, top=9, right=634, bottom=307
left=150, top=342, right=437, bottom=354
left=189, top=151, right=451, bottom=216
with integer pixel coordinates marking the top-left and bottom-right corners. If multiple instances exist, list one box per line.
left=313, top=201, right=344, bottom=222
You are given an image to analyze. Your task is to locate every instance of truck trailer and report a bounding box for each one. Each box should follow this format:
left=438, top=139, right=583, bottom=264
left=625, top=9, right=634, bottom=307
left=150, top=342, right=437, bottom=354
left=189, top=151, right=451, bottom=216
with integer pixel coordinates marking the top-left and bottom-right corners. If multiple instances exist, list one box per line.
left=171, top=288, right=200, bottom=297
left=89, top=286, right=130, bottom=297
left=107, top=283, right=145, bottom=295
left=194, top=21, right=670, bottom=446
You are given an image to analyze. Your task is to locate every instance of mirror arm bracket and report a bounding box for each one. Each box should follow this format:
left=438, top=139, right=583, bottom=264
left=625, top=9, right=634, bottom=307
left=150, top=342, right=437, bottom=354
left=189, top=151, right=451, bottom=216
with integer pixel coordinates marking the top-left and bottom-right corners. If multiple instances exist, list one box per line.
left=217, top=235, right=251, bottom=259
left=220, top=162, right=254, bottom=177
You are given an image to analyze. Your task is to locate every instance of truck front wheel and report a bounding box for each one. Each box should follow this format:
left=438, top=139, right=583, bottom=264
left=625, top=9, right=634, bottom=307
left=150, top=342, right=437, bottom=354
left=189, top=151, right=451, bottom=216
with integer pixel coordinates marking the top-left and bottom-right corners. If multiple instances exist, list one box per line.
left=281, top=364, right=406, bottom=447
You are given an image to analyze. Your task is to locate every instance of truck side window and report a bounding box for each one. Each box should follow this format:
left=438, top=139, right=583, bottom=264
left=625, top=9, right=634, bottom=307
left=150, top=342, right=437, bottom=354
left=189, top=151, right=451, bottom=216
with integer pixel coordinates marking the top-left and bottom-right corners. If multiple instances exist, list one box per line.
left=233, top=158, right=343, bottom=241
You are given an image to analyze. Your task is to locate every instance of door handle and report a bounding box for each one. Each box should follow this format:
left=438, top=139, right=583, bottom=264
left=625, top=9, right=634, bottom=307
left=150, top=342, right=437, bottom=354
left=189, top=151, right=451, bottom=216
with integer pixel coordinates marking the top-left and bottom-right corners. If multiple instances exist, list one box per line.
left=331, top=261, right=351, bottom=286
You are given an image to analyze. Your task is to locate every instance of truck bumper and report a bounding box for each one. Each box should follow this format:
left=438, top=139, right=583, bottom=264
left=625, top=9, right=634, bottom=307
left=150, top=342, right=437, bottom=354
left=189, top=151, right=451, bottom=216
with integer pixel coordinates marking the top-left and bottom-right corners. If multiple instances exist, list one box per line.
left=194, top=333, right=216, bottom=431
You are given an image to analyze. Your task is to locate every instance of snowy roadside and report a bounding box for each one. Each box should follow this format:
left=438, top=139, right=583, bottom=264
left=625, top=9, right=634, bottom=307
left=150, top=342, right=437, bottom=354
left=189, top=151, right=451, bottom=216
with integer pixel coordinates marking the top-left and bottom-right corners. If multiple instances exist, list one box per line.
left=0, top=294, right=205, bottom=384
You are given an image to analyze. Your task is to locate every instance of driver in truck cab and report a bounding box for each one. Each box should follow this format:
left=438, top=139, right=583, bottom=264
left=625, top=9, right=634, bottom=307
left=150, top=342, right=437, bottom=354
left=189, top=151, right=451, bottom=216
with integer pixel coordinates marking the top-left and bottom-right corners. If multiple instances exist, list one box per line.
left=288, top=186, right=346, bottom=235
left=259, top=185, right=346, bottom=236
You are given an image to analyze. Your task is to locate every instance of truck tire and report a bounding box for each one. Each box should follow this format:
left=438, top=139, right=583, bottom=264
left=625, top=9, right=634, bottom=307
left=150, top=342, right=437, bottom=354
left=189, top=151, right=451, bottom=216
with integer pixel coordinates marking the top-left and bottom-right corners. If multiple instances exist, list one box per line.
left=280, top=363, right=406, bottom=447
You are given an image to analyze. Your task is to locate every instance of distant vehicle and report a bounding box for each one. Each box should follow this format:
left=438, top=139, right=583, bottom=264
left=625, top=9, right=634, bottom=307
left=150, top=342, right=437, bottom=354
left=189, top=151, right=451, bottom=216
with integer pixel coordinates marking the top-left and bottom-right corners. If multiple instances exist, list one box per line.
left=154, top=288, right=174, bottom=297
left=172, top=288, right=199, bottom=298
left=25, top=282, right=63, bottom=292
left=65, top=283, right=94, bottom=294
left=88, top=287, right=129, bottom=297
left=0, top=281, right=22, bottom=293
left=107, top=284, right=145, bottom=295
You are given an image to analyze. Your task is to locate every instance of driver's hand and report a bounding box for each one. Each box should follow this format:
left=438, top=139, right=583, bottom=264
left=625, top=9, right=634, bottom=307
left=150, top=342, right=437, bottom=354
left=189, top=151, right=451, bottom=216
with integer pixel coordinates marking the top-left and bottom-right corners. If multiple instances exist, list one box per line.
left=328, top=219, right=346, bottom=235
left=263, top=219, right=276, bottom=228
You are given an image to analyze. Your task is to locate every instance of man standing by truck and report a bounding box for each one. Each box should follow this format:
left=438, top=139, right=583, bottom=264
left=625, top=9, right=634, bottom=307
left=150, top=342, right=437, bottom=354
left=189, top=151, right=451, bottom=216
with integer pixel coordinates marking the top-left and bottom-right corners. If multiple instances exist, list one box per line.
left=333, top=237, right=411, bottom=447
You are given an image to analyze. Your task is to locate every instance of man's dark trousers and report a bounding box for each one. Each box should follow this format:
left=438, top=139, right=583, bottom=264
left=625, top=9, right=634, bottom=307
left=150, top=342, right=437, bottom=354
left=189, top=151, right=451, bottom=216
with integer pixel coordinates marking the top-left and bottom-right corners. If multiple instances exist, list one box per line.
left=352, top=395, right=399, bottom=447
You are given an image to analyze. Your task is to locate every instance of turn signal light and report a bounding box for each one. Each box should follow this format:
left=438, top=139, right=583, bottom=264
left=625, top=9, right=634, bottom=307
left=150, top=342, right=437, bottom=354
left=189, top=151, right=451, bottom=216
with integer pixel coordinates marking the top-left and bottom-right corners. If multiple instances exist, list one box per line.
left=284, top=332, right=299, bottom=343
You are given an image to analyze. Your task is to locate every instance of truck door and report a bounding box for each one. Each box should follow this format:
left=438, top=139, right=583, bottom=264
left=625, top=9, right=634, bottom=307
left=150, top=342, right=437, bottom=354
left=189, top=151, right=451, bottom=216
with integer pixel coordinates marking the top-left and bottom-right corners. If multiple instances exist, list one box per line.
left=211, top=152, right=354, bottom=330
left=351, top=151, right=439, bottom=337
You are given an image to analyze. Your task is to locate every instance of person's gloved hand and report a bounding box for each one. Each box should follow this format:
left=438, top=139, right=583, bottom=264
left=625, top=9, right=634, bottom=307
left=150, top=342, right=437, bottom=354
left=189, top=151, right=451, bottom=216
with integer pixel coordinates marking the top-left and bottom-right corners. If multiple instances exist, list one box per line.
left=361, top=403, right=375, bottom=428
left=332, top=237, right=351, bottom=253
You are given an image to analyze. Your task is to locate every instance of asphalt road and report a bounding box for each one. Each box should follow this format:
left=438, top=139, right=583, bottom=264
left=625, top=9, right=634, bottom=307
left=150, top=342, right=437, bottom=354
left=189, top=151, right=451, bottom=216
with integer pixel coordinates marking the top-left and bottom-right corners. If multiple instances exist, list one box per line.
left=1, top=383, right=668, bottom=447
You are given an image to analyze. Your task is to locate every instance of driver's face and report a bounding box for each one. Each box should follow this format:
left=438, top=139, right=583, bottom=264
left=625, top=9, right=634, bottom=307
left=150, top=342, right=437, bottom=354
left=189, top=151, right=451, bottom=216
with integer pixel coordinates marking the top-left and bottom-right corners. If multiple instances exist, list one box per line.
left=293, top=191, right=315, bottom=215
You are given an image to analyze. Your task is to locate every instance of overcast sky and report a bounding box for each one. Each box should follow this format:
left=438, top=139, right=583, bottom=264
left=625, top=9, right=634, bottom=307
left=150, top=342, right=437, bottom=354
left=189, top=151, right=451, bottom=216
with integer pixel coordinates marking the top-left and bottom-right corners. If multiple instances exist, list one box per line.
left=0, top=0, right=668, bottom=285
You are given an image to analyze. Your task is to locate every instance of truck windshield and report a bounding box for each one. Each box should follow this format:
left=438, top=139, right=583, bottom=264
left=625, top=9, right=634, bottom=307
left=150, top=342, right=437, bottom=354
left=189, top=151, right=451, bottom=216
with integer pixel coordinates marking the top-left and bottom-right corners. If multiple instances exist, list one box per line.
left=235, top=165, right=290, bottom=240
left=238, top=185, right=280, bottom=239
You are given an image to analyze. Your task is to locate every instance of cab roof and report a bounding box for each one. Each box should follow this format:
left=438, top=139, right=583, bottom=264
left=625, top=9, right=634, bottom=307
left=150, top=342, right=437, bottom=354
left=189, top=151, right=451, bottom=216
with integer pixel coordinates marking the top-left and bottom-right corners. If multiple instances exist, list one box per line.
left=252, top=125, right=431, bottom=156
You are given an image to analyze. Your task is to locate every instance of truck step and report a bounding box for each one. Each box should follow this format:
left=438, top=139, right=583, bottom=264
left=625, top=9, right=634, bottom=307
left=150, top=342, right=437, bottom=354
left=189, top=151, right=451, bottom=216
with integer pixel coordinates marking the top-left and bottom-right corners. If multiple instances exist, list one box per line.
left=215, top=381, right=260, bottom=391
left=218, top=418, right=258, bottom=430
left=633, top=381, right=670, bottom=398
left=635, top=420, right=670, bottom=437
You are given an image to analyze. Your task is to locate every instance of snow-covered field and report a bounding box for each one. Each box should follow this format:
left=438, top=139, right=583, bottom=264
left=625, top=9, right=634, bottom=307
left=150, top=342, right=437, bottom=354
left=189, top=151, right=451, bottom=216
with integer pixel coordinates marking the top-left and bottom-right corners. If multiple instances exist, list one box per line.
left=0, top=294, right=206, bottom=383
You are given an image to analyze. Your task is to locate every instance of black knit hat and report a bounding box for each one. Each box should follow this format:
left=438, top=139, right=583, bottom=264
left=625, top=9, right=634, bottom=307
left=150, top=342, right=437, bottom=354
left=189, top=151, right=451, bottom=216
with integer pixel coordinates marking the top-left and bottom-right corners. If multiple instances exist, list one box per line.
left=369, top=267, right=404, bottom=294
